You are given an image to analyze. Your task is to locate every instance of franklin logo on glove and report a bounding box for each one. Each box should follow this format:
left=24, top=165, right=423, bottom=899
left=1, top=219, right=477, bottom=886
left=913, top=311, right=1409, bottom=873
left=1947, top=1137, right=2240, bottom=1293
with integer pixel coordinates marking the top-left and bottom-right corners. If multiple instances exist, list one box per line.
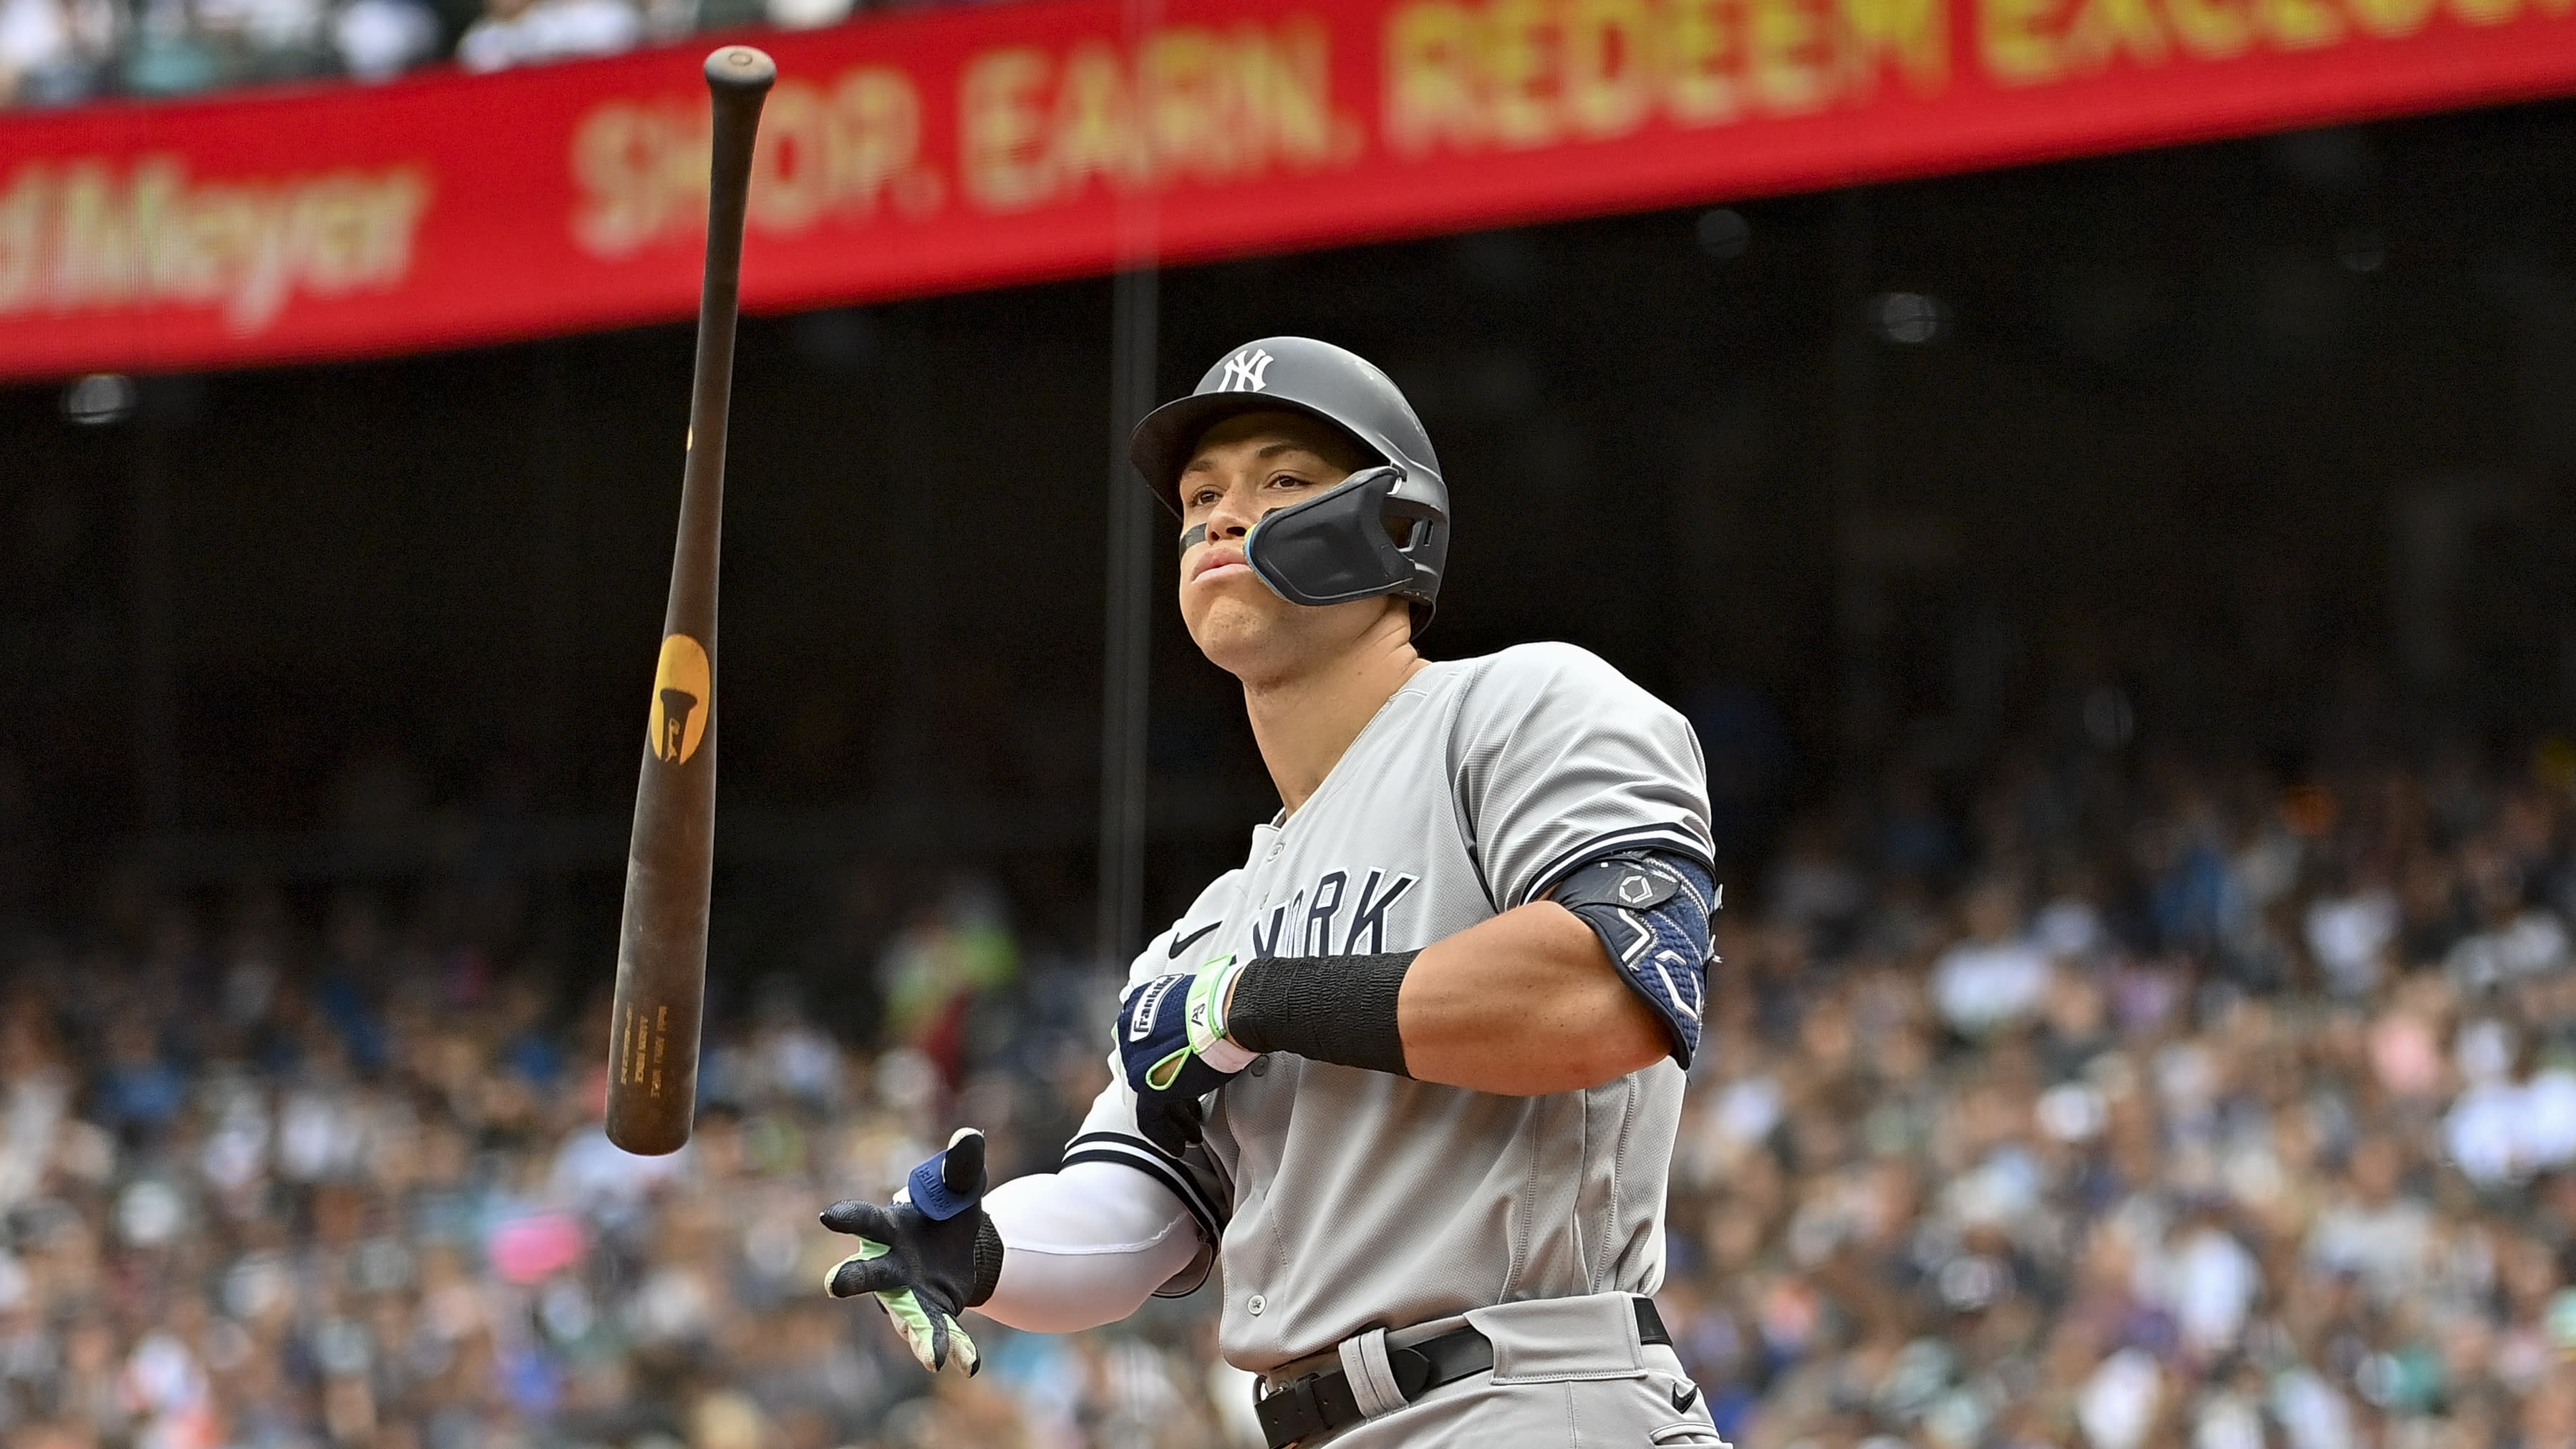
left=1116, top=954, right=1256, bottom=1157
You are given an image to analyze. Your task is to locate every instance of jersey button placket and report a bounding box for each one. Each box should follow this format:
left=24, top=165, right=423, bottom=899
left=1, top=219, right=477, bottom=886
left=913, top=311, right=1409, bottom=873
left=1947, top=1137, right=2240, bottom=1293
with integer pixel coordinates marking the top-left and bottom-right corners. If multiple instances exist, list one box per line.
left=1246, top=1294, right=1267, bottom=1316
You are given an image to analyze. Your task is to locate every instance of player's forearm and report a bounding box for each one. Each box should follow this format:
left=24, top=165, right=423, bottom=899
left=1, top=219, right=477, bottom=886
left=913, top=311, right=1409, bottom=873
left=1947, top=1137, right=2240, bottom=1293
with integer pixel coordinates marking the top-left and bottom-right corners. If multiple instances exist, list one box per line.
left=1395, top=902, right=1670, bottom=1093
left=1219, top=903, right=1671, bottom=1094
left=977, top=1163, right=1204, bottom=1333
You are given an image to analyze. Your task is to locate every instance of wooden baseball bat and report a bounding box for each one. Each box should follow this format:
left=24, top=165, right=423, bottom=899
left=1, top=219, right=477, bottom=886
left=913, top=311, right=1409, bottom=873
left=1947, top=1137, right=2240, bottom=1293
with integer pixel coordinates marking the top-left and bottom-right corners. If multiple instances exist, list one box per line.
left=605, top=44, right=775, bottom=1156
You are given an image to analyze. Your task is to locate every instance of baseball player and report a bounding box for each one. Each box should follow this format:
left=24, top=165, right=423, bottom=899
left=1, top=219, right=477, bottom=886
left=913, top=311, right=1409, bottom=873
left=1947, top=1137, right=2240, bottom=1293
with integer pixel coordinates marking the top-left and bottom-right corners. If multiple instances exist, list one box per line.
left=820, top=337, right=1727, bottom=1448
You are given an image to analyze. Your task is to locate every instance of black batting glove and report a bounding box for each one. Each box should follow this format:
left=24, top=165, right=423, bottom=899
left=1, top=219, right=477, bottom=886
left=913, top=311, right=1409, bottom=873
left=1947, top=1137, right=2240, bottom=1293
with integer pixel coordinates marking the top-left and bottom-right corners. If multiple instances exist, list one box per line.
left=820, top=1127, right=1005, bottom=1375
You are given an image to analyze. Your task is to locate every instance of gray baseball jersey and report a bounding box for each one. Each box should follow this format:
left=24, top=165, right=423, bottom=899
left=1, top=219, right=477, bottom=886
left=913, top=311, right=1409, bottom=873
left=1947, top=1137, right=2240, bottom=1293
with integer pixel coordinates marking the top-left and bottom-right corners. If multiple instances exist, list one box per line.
left=1062, top=642, right=1715, bottom=1374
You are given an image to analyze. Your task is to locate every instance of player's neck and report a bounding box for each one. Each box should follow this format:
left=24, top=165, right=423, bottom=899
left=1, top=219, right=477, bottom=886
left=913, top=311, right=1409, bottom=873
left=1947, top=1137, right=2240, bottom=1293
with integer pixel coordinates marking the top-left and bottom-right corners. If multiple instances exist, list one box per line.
left=1241, top=616, right=1425, bottom=817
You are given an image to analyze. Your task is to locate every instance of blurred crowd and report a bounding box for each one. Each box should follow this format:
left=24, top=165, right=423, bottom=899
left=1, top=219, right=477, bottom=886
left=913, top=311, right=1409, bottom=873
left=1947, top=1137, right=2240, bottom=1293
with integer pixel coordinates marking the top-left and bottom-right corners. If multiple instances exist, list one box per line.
left=0, top=0, right=869, bottom=110
left=4, top=737, right=2576, bottom=1449
left=1682, top=743, right=2576, bottom=1449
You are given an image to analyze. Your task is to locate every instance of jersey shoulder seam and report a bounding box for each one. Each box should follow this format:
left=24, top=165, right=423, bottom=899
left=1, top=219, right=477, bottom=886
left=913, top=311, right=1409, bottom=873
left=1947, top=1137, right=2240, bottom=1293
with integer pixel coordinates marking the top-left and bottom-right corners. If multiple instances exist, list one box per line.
left=1441, top=658, right=1501, bottom=914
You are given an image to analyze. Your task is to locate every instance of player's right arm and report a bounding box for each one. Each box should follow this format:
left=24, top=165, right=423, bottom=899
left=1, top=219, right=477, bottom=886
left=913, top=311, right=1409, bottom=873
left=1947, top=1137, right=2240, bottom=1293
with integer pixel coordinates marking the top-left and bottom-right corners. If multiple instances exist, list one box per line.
left=822, top=911, right=1229, bottom=1358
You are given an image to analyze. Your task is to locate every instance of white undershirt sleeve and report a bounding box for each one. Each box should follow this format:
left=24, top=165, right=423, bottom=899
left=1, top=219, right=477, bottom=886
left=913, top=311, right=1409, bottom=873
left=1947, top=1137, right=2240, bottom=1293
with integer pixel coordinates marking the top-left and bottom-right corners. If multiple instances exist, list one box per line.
left=977, top=1159, right=1207, bottom=1334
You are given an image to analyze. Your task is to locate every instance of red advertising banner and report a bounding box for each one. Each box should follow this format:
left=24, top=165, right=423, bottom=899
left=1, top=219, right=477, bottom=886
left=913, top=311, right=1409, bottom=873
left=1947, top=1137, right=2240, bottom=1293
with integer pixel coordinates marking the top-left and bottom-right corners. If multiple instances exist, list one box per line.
left=1, top=0, right=2572, bottom=379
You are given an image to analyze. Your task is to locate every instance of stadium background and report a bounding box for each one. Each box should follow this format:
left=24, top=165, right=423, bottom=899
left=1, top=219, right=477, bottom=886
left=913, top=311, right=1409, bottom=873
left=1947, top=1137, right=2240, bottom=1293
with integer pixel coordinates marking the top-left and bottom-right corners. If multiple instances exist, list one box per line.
left=6, top=1, right=2576, bottom=1443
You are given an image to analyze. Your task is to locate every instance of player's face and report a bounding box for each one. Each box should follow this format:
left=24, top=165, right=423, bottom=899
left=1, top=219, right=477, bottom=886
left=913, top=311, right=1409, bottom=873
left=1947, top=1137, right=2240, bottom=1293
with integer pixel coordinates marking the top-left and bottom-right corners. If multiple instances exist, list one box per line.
left=1176, top=412, right=1399, bottom=680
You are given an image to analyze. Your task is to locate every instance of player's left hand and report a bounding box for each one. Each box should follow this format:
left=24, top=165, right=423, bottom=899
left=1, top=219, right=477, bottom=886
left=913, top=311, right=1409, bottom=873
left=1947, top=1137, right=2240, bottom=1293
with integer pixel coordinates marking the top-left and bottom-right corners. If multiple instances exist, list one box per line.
left=1116, top=953, right=1256, bottom=1157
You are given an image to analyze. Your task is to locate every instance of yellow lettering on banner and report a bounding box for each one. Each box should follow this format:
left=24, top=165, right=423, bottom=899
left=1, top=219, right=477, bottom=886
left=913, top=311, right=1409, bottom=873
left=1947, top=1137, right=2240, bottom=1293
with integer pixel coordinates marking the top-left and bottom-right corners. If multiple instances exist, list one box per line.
left=1386, top=2, right=1485, bottom=153
left=0, top=154, right=426, bottom=331
left=827, top=69, right=922, bottom=213
left=754, top=84, right=830, bottom=228
left=2260, top=0, right=2343, bottom=47
left=568, top=105, right=643, bottom=252
left=1144, top=29, right=1239, bottom=178
left=2064, top=0, right=2169, bottom=69
left=1664, top=0, right=1744, bottom=122
left=2165, top=0, right=2253, bottom=55
left=2344, top=0, right=2435, bottom=32
left=748, top=73, right=927, bottom=228
left=0, top=169, right=42, bottom=307
left=1141, top=24, right=1339, bottom=179
left=1378, top=0, right=1967, bottom=152
left=1564, top=0, right=1656, bottom=138
left=1981, top=0, right=2066, bottom=83
left=571, top=102, right=704, bottom=253
left=2447, top=0, right=2519, bottom=24
left=1485, top=0, right=1560, bottom=146
left=55, top=162, right=144, bottom=299
left=1749, top=0, right=1830, bottom=112
left=962, top=49, right=1054, bottom=210
left=1838, top=0, right=1947, bottom=92
left=205, top=192, right=281, bottom=319
left=1246, top=21, right=1342, bottom=165
left=296, top=175, right=411, bottom=291
left=575, top=71, right=930, bottom=251
left=1051, top=41, right=1143, bottom=192
left=957, top=23, right=1355, bottom=209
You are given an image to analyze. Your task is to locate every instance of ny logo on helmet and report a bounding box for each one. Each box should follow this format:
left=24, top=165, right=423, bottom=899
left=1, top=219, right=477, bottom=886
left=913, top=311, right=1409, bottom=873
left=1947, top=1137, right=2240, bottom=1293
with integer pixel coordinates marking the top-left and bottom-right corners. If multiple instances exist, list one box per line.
left=1218, top=347, right=1274, bottom=393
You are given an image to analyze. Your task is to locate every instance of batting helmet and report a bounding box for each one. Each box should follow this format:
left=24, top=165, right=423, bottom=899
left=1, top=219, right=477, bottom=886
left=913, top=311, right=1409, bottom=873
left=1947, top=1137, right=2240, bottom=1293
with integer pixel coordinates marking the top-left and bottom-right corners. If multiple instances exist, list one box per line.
left=1129, top=337, right=1449, bottom=622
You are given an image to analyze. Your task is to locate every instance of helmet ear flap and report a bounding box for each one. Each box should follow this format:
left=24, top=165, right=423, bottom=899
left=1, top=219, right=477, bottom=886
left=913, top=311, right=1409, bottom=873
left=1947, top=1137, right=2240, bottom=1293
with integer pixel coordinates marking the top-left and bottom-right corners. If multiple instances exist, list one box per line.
left=1246, top=466, right=1414, bottom=607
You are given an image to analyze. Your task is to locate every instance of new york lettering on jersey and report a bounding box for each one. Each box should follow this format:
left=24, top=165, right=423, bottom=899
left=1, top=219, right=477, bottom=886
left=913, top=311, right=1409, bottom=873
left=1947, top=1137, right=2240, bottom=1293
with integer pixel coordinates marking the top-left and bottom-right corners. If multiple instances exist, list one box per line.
left=1245, top=868, right=1420, bottom=958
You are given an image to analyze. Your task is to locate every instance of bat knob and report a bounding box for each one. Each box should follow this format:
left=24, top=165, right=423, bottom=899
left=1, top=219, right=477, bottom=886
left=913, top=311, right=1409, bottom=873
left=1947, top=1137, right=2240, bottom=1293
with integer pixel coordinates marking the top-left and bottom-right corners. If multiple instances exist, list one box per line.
left=704, top=45, right=777, bottom=92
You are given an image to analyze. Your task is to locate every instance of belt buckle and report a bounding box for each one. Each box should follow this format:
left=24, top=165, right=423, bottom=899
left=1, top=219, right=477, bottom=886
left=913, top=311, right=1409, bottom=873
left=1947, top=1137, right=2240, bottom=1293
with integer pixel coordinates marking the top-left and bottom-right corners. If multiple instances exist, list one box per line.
left=1253, top=1371, right=1330, bottom=1447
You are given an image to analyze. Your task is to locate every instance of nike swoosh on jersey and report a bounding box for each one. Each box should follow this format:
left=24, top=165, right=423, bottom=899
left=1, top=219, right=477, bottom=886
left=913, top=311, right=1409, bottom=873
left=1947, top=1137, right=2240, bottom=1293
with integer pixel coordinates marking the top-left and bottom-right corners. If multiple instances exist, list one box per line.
left=1670, top=1382, right=1700, bottom=1413
left=1166, top=921, right=1223, bottom=959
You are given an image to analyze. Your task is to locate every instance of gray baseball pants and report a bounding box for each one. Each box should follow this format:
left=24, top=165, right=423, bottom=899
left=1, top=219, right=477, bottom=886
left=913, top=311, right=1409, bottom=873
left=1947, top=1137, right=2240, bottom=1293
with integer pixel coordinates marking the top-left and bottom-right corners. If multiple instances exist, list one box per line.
left=1274, top=1292, right=1730, bottom=1448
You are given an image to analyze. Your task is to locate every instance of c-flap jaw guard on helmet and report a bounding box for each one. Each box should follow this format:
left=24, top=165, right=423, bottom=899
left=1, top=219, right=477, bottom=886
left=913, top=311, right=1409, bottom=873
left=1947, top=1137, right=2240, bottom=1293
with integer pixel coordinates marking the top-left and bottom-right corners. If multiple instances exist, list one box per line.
left=1245, top=465, right=1442, bottom=609
left=1132, top=337, right=1451, bottom=629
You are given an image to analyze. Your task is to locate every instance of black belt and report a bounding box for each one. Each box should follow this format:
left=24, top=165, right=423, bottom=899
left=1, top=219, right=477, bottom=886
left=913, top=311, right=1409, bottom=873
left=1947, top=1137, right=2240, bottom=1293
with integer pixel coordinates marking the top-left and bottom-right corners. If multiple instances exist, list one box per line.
left=1254, top=1297, right=1670, bottom=1448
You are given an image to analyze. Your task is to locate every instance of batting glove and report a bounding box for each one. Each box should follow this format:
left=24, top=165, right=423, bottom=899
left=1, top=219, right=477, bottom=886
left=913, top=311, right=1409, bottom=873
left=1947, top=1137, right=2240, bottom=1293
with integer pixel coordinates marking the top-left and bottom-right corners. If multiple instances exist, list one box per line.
left=820, top=1128, right=1004, bottom=1375
left=1116, top=953, right=1256, bottom=1158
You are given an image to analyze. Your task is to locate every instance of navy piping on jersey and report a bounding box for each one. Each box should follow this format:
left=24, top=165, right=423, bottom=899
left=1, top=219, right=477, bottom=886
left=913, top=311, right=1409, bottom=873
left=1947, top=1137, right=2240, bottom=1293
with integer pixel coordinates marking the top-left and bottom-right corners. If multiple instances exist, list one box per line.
left=1520, top=823, right=1715, bottom=910
left=1060, top=1130, right=1226, bottom=1244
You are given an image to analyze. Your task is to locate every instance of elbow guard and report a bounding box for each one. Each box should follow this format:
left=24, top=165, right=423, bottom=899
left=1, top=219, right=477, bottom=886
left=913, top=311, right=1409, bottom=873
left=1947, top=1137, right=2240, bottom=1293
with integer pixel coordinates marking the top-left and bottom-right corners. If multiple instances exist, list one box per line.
left=1549, top=850, right=1719, bottom=1067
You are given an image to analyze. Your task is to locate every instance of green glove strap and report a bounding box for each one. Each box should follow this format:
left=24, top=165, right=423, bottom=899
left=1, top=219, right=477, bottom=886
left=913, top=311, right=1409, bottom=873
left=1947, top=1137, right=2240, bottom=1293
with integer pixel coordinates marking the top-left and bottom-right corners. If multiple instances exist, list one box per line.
left=1146, top=953, right=1250, bottom=1090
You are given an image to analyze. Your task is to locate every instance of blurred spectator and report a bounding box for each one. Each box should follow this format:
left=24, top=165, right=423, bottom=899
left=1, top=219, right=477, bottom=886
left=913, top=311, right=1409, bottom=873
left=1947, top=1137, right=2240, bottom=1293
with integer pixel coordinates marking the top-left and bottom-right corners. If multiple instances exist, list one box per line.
left=331, top=0, right=437, bottom=79
left=0, top=0, right=107, bottom=102
left=762, top=0, right=848, bottom=29
left=455, top=0, right=638, bottom=73
left=118, top=0, right=222, bottom=94
left=195, top=0, right=332, bottom=79
left=1930, top=878, right=2052, bottom=1037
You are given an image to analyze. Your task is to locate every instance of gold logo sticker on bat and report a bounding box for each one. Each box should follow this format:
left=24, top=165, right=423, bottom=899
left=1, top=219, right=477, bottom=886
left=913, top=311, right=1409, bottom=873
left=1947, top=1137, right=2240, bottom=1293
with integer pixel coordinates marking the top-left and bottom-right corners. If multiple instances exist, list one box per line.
left=647, top=634, right=712, bottom=764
